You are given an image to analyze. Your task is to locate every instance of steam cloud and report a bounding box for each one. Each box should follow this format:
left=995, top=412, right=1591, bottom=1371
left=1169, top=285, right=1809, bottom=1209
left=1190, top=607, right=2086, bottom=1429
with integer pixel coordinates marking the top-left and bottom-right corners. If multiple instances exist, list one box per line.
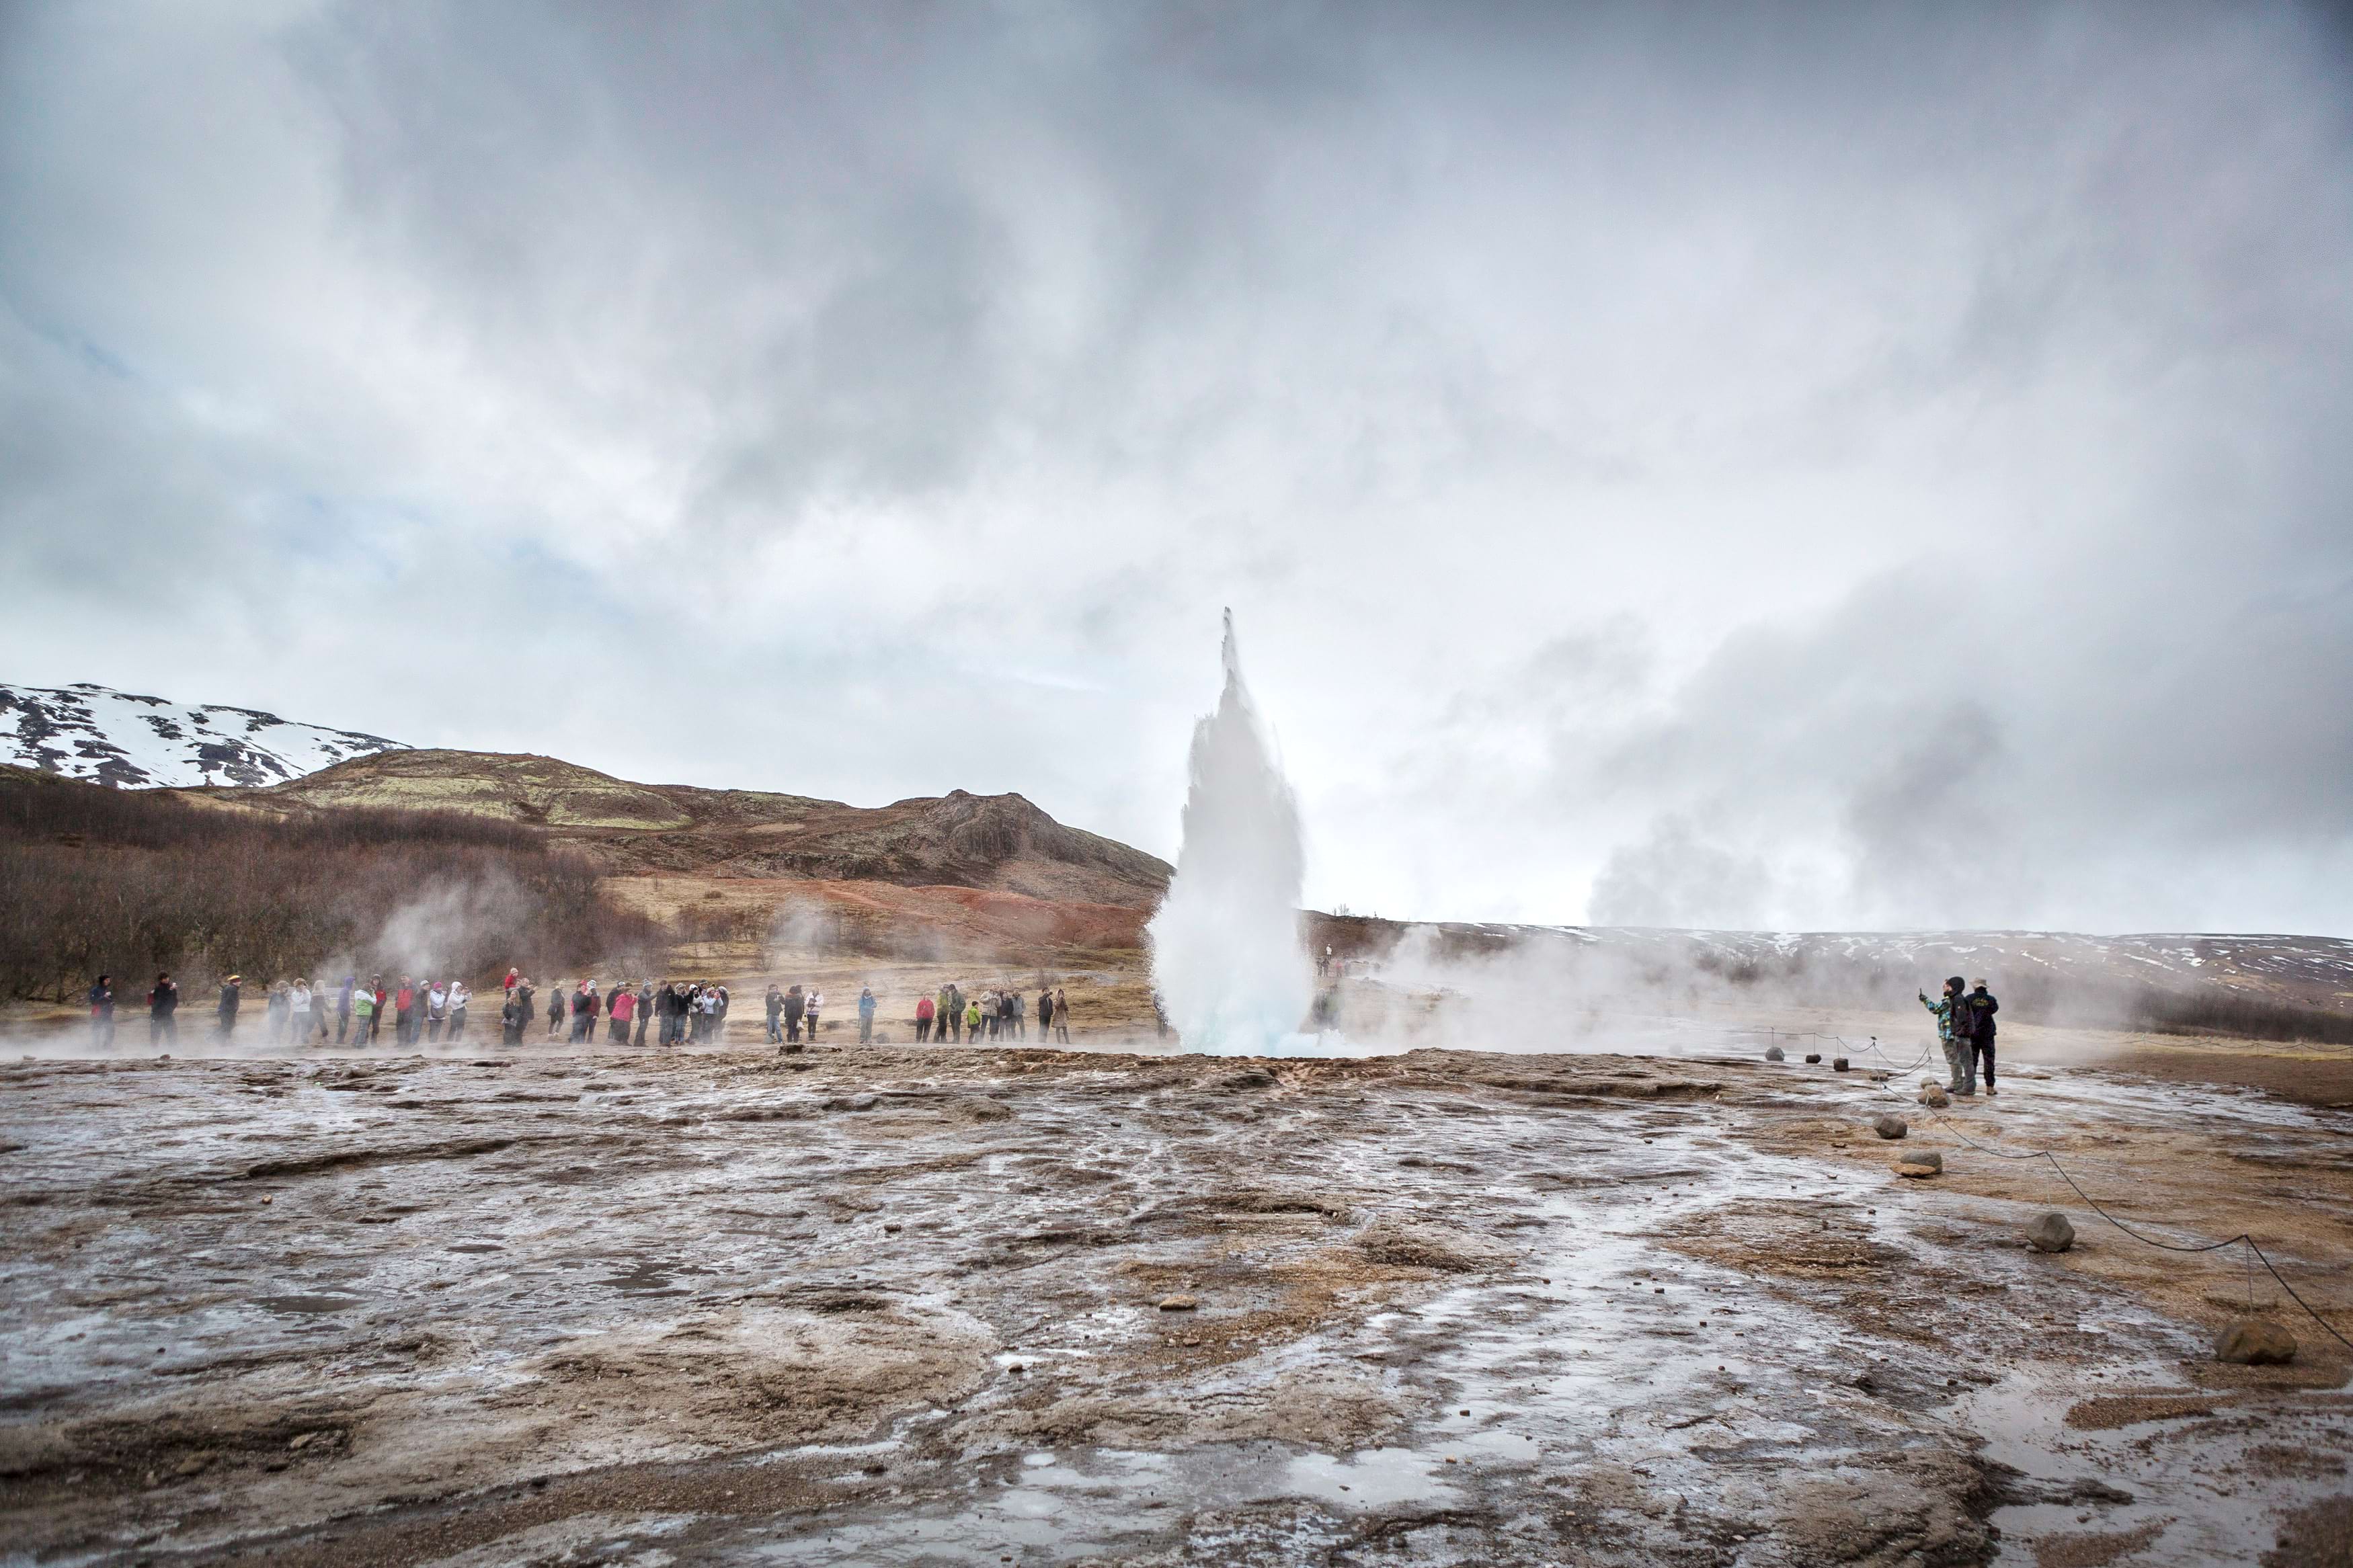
left=1147, top=611, right=1314, bottom=1055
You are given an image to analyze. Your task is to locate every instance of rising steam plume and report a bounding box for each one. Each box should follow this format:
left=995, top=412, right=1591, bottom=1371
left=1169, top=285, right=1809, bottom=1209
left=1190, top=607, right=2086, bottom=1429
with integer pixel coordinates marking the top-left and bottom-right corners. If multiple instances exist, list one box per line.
left=1147, top=610, right=1313, bottom=1055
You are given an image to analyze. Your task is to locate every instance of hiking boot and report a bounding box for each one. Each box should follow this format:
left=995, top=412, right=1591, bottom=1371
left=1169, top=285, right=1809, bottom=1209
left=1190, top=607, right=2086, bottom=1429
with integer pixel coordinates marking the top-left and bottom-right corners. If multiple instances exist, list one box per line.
left=1984, top=1084, right=1997, bottom=1096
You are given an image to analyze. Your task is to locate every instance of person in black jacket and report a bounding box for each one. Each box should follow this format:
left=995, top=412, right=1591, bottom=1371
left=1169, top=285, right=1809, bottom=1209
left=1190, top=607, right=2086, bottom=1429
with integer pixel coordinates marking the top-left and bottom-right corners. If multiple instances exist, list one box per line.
left=88, top=975, right=115, bottom=1048
left=1964, top=979, right=1999, bottom=1097
left=217, top=976, right=241, bottom=1039
left=149, top=972, right=179, bottom=1046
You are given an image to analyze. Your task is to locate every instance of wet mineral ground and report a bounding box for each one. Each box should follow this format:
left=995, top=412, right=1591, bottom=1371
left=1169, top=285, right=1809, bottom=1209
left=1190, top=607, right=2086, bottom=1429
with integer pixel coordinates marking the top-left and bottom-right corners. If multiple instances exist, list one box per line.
left=3, top=1042, right=2349, bottom=1566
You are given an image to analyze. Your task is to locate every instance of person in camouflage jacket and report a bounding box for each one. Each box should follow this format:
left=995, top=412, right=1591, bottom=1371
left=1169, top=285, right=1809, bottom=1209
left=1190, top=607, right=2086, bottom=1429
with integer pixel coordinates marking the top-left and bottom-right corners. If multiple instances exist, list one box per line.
left=1919, top=975, right=1972, bottom=1094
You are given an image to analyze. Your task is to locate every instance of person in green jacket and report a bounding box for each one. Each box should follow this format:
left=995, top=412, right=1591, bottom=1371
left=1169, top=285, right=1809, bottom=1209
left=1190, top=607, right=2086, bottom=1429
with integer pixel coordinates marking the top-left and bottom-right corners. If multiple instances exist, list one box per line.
left=1919, top=975, right=1967, bottom=1094
left=351, top=987, right=376, bottom=1048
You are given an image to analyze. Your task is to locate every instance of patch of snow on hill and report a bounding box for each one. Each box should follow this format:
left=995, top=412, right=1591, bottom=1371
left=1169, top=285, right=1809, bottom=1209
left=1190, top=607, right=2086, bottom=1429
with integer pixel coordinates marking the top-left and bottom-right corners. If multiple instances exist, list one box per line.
left=0, top=682, right=405, bottom=788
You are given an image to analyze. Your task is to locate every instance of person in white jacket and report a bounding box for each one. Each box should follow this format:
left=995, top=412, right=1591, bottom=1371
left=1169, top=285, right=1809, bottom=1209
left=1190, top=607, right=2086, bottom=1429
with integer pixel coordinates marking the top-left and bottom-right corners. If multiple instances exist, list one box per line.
left=288, top=980, right=313, bottom=1047
left=446, top=981, right=471, bottom=1040
left=803, top=988, right=822, bottom=1041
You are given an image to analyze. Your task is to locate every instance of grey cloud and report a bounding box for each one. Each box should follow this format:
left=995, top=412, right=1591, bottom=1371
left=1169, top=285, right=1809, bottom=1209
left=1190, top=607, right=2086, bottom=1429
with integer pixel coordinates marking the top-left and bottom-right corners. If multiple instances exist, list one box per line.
left=3, top=1, right=2350, bottom=932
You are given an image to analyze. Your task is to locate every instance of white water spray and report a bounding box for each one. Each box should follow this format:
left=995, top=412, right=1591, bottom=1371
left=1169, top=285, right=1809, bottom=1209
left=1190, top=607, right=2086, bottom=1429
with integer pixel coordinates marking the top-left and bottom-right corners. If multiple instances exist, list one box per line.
left=1147, top=610, right=1314, bottom=1055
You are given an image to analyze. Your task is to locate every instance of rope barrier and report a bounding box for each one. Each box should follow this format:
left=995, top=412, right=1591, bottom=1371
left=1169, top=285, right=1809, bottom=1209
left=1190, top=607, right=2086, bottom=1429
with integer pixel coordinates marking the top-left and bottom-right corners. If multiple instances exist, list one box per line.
left=1803, top=1026, right=2353, bottom=1353
left=1561, top=1012, right=2351, bottom=1350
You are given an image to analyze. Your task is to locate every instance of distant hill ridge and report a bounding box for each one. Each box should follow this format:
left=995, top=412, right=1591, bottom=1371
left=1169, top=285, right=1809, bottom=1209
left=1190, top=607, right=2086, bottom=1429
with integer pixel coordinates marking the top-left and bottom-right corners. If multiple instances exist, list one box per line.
left=183, top=748, right=1177, bottom=910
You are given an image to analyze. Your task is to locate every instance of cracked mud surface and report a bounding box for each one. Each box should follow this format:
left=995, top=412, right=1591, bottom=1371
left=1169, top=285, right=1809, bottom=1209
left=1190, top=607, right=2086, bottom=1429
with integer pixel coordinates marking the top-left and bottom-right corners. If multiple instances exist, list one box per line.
left=3, top=1044, right=2348, bottom=1565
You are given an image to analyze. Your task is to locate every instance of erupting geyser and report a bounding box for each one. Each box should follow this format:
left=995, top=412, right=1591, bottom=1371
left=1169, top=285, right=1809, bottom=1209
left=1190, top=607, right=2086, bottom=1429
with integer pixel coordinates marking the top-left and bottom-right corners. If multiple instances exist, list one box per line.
left=1147, top=610, right=1314, bottom=1055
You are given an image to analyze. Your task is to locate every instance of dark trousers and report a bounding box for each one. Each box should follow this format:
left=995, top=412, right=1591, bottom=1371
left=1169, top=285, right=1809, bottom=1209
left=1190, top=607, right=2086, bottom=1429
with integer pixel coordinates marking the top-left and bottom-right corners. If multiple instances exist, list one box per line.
left=916, top=1017, right=931, bottom=1042
left=1972, top=1038, right=1996, bottom=1088
left=859, top=1015, right=873, bottom=1043
left=150, top=1015, right=176, bottom=1045
left=336, top=1010, right=349, bottom=1042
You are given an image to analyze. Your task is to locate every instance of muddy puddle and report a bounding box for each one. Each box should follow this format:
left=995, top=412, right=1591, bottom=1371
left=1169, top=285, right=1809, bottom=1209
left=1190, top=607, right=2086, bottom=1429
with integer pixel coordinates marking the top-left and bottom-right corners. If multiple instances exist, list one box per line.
left=1, top=1042, right=2346, bottom=1565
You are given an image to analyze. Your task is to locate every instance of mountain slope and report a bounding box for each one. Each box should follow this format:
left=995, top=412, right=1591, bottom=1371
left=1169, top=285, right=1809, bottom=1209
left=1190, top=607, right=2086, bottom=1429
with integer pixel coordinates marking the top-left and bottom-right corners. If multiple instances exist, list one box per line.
left=0, top=682, right=404, bottom=788
left=180, top=748, right=1176, bottom=909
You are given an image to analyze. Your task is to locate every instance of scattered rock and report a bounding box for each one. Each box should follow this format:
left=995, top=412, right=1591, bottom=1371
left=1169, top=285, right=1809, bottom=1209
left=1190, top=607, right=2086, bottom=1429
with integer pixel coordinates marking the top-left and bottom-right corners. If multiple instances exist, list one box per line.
left=2027, top=1212, right=2075, bottom=1253
left=1764, top=1046, right=1786, bottom=1062
left=1894, top=1151, right=1943, bottom=1178
left=1157, top=1294, right=1199, bottom=1312
left=1804, top=1053, right=1822, bottom=1065
left=1895, top=1162, right=1941, bottom=1179
left=2214, top=1318, right=2297, bottom=1365
left=1832, top=1057, right=1850, bottom=1072
left=1873, top=1115, right=1909, bottom=1141
left=1919, top=1083, right=1950, bottom=1108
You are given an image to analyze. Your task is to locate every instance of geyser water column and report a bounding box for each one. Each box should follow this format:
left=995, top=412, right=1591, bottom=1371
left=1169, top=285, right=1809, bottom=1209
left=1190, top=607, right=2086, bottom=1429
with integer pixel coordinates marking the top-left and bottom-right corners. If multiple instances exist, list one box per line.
left=1146, top=610, right=1315, bottom=1055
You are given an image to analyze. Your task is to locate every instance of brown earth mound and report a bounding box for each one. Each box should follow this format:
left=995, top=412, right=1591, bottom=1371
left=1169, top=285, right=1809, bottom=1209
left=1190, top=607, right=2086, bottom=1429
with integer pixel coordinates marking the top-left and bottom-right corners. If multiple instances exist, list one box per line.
left=170, top=749, right=1173, bottom=909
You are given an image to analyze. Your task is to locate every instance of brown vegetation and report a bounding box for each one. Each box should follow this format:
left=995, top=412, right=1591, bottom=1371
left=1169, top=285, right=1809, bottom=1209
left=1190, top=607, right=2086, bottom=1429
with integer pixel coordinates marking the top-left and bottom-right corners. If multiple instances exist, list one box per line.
left=0, top=765, right=661, bottom=1000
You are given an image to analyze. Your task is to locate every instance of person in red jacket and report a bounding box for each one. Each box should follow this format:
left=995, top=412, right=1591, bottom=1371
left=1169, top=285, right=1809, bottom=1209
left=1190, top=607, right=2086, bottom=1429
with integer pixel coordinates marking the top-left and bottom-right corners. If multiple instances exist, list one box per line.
left=394, top=977, right=416, bottom=1046
left=606, top=982, right=636, bottom=1045
left=914, top=992, right=934, bottom=1043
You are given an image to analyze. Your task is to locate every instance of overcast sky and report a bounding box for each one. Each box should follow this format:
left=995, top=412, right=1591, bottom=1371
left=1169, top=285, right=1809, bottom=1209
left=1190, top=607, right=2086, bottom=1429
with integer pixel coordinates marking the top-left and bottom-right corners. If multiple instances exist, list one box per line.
left=4, top=1, right=2350, bottom=934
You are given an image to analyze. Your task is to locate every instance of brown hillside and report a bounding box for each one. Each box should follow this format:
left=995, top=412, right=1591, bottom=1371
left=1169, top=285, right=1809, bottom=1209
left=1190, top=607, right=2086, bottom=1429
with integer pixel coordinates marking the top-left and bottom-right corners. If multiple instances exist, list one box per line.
left=169, top=749, right=1174, bottom=909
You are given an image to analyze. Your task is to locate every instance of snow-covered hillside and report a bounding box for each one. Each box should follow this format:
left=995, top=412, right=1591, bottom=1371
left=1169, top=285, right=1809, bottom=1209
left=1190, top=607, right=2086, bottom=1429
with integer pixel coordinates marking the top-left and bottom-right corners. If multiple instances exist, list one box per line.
left=0, top=683, right=405, bottom=788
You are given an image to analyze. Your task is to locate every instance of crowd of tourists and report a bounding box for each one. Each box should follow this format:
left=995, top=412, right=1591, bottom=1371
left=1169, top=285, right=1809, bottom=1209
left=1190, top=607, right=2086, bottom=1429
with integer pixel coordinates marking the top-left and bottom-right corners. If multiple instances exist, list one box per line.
left=90, top=967, right=1076, bottom=1052
left=884, top=983, right=1072, bottom=1046
left=85, top=972, right=478, bottom=1046
left=490, top=973, right=728, bottom=1048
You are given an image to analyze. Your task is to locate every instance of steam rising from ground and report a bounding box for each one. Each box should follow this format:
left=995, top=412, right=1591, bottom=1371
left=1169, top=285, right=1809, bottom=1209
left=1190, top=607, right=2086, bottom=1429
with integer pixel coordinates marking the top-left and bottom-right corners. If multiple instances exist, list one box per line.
left=1147, top=612, right=1314, bottom=1055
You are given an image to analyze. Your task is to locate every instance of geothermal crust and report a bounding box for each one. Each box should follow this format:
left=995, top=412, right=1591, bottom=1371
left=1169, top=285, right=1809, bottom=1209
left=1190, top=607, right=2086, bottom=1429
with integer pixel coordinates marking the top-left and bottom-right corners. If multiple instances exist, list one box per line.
left=1, top=1045, right=2349, bottom=1566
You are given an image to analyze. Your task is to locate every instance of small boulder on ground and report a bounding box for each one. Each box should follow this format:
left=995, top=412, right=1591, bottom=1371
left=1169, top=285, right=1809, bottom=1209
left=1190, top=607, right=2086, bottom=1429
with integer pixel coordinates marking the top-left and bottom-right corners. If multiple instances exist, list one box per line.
left=1832, top=1057, right=1850, bottom=1072
left=1894, top=1150, right=1943, bottom=1178
left=2027, top=1212, right=2075, bottom=1253
left=1919, top=1083, right=1950, bottom=1108
left=1873, top=1114, right=1909, bottom=1141
left=2215, top=1319, right=2297, bottom=1365
left=1765, top=1046, right=1786, bottom=1062
left=1157, top=1294, right=1199, bottom=1312
left=1804, top=1053, right=1822, bottom=1065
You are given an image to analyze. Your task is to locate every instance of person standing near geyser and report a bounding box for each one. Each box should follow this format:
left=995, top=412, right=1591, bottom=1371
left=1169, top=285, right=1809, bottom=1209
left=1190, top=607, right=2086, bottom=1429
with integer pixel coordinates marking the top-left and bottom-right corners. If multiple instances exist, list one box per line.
left=89, top=975, right=115, bottom=1048
left=1919, top=977, right=1967, bottom=1095
left=149, top=972, right=179, bottom=1046
left=216, top=975, right=241, bottom=1040
left=1963, top=979, right=1999, bottom=1097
